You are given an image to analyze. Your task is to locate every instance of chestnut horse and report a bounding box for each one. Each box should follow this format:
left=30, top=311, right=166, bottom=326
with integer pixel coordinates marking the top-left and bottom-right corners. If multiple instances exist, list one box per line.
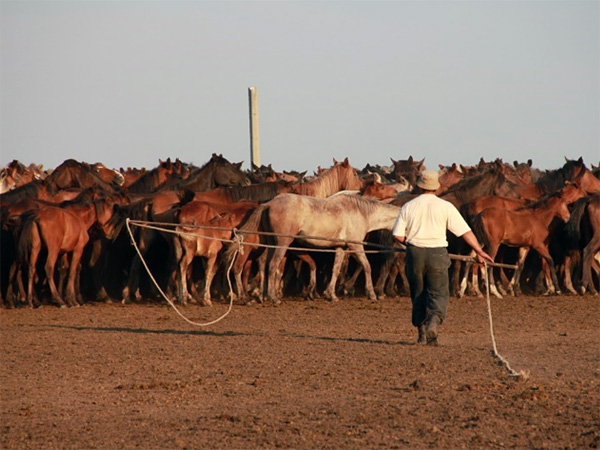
left=16, top=196, right=121, bottom=307
left=44, top=159, right=124, bottom=192
left=470, top=184, right=585, bottom=298
left=173, top=201, right=257, bottom=306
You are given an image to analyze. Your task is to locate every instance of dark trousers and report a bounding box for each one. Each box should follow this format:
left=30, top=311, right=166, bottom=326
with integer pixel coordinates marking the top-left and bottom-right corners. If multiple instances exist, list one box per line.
left=405, top=245, right=451, bottom=327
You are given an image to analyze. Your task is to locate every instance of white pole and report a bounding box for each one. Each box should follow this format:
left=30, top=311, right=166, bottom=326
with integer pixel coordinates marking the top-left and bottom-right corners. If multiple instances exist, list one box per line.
left=248, top=87, right=261, bottom=168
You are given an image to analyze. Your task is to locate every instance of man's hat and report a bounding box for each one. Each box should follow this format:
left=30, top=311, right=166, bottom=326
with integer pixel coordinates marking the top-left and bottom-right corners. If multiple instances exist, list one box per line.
left=416, top=170, right=441, bottom=191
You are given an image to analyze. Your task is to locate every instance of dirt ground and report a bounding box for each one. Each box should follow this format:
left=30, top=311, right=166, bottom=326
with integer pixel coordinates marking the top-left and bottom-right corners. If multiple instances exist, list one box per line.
left=1, top=293, right=599, bottom=450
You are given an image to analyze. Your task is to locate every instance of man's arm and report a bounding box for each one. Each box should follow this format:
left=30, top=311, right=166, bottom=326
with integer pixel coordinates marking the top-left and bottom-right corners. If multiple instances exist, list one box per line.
left=394, top=235, right=406, bottom=245
left=461, top=231, right=494, bottom=264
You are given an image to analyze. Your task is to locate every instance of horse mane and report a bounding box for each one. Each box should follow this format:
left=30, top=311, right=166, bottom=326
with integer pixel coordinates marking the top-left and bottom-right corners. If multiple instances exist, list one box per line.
left=0, top=180, right=44, bottom=203
left=222, top=182, right=285, bottom=203
left=441, top=166, right=506, bottom=205
left=338, top=194, right=392, bottom=216
left=564, top=196, right=590, bottom=247
left=127, top=169, right=167, bottom=194
left=293, top=163, right=355, bottom=197
left=517, top=190, right=561, bottom=210
left=535, top=159, right=586, bottom=195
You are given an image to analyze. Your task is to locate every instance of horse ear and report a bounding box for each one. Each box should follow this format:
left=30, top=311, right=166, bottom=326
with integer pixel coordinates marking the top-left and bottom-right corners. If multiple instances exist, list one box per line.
left=342, top=157, right=349, bottom=167
left=417, top=158, right=425, bottom=167
left=235, top=162, right=243, bottom=169
left=390, top=157, right=397, bottom=165
left=451, top=163, right=457, bottom=170
left=407, top=156, right=413, bottom=163
left=527, top=159, right=533, bottom=167
left=333, top=158, right=338, bottom=164
left=439, top=164, right=445, bottom=170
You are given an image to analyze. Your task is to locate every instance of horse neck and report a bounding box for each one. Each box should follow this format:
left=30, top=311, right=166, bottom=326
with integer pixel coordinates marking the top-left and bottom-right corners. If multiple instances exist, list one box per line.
left=580, top=171, right=600, bottom=194
left=69, top=203, right=97, bottom=229
left=531, top=197, right=567, bottom=224
left=366, top=202, right=401, bottom=231
left=300, top=166, right=354, bottom=197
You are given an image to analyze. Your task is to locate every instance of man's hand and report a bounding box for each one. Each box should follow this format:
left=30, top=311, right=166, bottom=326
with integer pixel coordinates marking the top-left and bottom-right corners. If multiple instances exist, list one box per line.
left=475, top=249, right=494, bottom=264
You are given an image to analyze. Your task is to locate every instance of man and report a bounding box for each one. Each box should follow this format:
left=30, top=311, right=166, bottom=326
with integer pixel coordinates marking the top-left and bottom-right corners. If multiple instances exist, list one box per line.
left=392, top=170, right=494, bottom=345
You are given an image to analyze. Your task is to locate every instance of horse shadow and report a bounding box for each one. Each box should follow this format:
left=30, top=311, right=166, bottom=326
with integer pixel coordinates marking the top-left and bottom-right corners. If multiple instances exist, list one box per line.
left=31, top=323, right=416, bottom=345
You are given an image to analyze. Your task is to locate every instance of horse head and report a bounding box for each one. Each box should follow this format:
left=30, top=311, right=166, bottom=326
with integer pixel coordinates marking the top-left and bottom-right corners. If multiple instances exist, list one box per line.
left=209, top=154, right=251, bottom=187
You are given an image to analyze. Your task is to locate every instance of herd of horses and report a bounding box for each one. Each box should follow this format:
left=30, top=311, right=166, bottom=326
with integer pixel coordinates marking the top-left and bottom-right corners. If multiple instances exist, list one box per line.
left=0, top=154, right=599, bottom=309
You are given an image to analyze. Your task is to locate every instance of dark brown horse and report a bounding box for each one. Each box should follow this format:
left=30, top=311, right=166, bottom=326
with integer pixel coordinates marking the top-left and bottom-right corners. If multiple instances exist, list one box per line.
left=564, top=194, right=600, bottom=295
left=124, top=158, right=190, bottom=194
left=167, top=154, right=251, bottom=192
left=390, top=156, right=425, bottom=187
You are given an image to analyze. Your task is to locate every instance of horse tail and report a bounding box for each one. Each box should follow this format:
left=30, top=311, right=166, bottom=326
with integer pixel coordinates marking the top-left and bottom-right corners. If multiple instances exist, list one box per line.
left=223, top=204, right=268, bottom=264
left=564, top=196, right=589, bottom=247
left=16, top=214, right=38, bottom=264
left=470, top=211, right=490, bottom=250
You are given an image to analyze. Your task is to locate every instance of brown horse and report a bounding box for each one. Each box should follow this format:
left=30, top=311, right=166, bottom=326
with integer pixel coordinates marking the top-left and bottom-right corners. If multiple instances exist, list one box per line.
left=173, top=201, right=257, bottom=306
left=44, top=159, right=124, bottom=192
left=16, top=196, right=121, bottom=307
left=471, top=185, right=584, bottom=298
left=0, top=160, right=45, bottom=194
left=513, top=157, right=600, bottom=200
left=124, top=158, right=190, bottom=194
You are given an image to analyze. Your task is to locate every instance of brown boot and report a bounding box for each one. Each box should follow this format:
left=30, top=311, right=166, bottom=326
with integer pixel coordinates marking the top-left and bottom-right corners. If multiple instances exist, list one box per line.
left=425, top=315, right=440, bottom=346
left=417, top=324, right=426, bottom=344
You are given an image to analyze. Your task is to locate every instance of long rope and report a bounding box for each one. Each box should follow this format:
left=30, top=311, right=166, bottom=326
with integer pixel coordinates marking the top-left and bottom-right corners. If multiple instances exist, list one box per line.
left=483, top=262, right=530, bottom=379
left=125, top=218, right=237, bottom=327
left=125, top=218, right=528, bottom=378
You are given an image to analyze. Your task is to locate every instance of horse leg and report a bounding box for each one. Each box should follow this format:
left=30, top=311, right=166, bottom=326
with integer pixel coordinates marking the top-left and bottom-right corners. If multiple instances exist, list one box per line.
left=267, top=238, right=292, bottom=304
left=323, top=248, right=345, bottom=302
left=201, top=251, right=220, bottom=307
left=580, top=237, right=600, bottom=295
left=381, top=257, right=397, bottom=297
left=24, top=228, right=42, bottom=308
left=341, top=256, right=363, bottom=297
left=562, top=251, right=578, bottom=295
left=507, top=247, right=529, bottom=297
left=296, top=254, right=317, bottom=300
left=44, top=248, right=66, bottom=308
left=349, top=245, right=377, bottom=300
left=67, top=245, right=86, bottom=307
left=538, top=259, right=556, bottom=295
left=255, top=251, right=268, bottom=302
left=122, top=227, right=155, bottom=303
left=177, top=242, right=194, bottom=305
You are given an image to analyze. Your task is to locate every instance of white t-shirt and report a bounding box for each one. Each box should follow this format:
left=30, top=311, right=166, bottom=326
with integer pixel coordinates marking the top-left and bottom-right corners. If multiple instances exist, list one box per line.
left=392, top=194, right=471, bottom=248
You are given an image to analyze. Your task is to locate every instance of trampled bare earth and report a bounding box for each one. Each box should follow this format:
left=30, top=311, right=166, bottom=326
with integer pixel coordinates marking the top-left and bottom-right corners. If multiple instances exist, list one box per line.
left=1, top=295, right=599, bottom=449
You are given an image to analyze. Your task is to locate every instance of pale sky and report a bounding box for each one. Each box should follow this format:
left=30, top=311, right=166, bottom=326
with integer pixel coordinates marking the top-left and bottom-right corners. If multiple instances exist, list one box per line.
left=1, top=0, right=598, bottom=174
